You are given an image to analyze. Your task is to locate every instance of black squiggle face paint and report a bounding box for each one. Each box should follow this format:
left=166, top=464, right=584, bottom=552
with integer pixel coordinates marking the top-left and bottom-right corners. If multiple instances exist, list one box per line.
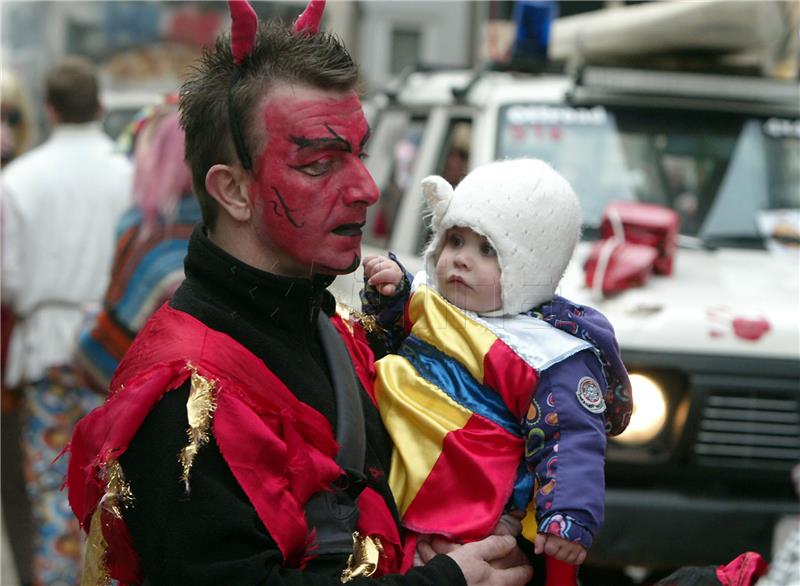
left=270, top=187, right=304, bottom=228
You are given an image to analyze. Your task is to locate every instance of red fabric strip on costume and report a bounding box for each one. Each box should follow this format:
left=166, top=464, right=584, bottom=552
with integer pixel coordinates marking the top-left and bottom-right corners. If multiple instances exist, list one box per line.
left=331, top=313, right=377, bottom=405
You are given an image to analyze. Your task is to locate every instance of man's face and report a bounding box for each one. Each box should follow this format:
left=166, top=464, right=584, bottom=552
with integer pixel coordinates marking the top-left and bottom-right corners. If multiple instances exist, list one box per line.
left=250, top=83, right=378, bottom=277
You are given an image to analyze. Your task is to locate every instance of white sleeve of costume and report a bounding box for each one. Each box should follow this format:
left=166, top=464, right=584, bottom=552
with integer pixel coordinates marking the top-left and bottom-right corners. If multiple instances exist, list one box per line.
left=1, top=180, right=24, bottom=309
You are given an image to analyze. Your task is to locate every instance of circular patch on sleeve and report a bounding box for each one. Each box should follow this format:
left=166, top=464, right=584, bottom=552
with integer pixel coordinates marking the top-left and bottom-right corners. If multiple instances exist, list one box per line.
left=576, top=376, right=606, bottom=413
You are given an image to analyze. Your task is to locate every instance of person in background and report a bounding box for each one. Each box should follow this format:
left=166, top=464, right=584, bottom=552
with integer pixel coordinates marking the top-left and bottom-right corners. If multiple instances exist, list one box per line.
left=65, top=1, right=533, bottom=584
left=361, top=159, right=633, bottom=585
left=441, top=121, right=471, bottom=187
left=74, top=104, right=201, bottom=392
left=1, top=56, right=132, bottom=585
left=1, top=64, right=37, bottom=586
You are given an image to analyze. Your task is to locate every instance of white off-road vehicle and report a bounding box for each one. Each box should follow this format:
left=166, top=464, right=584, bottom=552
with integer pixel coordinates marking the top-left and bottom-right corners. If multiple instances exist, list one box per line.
left=331, top=3, right=800, bottom=577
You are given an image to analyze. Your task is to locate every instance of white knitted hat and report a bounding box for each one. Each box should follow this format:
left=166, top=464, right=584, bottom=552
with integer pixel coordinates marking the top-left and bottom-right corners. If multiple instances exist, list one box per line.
left=422, top=159, right=582, bottom=315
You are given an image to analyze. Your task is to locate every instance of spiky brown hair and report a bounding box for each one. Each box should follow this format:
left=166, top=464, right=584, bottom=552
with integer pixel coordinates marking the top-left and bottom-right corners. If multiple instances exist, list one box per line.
left=179, top=20, right=359, bottom=229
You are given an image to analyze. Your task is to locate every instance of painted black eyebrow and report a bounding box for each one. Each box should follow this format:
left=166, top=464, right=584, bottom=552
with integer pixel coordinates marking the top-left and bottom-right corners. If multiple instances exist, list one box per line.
left=360, top=125, right=372, bottom=150
left=289, top=123, right=372, bottom=154
left=289, top=134, right=350, bottom=152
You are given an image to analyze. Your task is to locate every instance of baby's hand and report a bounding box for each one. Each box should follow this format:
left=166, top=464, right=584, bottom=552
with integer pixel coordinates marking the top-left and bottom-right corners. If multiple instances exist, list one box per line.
left=533, top=533, right=587, bottom=565
left=363, top=255, right=403, bottom=296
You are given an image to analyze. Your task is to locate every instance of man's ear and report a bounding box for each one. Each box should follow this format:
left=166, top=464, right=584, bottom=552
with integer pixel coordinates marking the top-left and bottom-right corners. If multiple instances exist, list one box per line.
left=205, top=164, right=252, bottom=222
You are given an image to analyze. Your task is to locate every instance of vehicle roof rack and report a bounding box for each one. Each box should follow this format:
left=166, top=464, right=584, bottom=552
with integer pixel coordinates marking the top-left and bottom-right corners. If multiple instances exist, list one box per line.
left=451, top=65, right=489, bottom=102
left=383, top=63, right=473, bottom=104
left=569, top=65, right=800, bottom=108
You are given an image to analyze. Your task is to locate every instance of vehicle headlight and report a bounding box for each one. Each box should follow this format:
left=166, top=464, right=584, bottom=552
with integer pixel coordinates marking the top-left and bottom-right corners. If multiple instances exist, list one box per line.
left=615, top=373, right=668, bottom=445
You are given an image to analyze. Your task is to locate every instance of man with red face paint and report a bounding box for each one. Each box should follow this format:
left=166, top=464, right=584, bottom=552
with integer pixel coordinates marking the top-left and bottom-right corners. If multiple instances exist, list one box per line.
left=65, top=3, right=533, bottom=585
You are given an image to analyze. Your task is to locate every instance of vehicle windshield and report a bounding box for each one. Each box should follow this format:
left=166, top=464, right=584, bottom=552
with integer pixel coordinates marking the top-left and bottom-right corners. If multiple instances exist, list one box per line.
left=497, top=104, right=800, bottom=246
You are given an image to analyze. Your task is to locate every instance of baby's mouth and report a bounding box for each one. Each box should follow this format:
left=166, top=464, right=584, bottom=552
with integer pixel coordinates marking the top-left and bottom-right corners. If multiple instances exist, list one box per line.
left=448, top=275, right=471, bottom=289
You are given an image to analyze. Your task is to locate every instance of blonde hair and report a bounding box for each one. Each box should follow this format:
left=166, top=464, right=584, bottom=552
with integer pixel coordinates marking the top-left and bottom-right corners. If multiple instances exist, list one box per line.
left=1, top=68, right=35, bottom=158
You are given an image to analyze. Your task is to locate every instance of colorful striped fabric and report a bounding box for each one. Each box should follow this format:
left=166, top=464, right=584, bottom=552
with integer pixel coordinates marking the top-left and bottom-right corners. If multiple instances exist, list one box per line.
left=74, top=195, right=201, bottom=391
left=375, top=284, right=591, bottom=541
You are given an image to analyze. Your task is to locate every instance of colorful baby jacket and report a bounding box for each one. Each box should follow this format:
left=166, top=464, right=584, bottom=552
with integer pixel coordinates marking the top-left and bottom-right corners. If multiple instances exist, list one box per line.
left=371, top=274, right=632, bottom=548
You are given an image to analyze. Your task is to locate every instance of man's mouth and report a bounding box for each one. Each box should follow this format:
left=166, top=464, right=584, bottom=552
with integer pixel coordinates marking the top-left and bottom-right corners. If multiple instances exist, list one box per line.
left=332, top=222, right=365, bottom=237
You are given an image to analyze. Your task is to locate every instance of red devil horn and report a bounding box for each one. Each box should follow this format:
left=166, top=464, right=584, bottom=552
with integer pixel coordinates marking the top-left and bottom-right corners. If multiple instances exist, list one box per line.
left=228, top=0, right=258, bottom=65
left=293, top=0, right=326, bottom=36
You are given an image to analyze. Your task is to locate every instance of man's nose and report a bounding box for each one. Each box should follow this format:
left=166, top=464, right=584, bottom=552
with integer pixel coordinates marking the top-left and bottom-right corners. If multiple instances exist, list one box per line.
left=342, top=161, right=379, bottom=206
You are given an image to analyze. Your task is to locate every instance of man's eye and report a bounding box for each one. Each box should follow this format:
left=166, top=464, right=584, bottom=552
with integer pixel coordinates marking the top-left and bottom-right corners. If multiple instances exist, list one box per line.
left=298, top=158, right=334, bottom=176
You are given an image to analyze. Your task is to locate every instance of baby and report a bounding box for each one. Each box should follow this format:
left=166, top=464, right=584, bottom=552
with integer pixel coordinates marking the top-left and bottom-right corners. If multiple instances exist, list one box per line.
left=360, top=159, right=632, bottom=583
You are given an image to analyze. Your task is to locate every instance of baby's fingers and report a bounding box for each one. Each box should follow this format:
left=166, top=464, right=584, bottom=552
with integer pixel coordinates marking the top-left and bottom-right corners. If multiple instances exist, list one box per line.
left=560, top=544, right=585, bottom=565
left=363, top=255, right=387, bottom=276
left=543, top=537, right=565, bottom=559
left=533, top=533, right=546, bottom=555
left=378, top=283, right=397, bottom=296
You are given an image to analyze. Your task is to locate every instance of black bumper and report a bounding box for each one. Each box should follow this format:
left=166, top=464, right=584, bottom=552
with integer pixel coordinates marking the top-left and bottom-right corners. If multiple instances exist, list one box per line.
left=588, top=488, right=800, bottom=570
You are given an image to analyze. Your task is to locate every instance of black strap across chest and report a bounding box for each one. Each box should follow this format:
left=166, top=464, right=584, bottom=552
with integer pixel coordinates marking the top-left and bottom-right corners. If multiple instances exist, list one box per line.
left=302, top=313, right=368, bottom=556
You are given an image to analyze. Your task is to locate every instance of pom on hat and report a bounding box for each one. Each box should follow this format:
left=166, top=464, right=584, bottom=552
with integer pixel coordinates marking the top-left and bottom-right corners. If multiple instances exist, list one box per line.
left=421, top=175, right=454, bottom=227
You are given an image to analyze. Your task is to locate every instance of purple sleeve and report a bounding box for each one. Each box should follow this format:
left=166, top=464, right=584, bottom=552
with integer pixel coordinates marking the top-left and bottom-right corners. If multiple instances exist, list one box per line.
left=523, top=349, right=608, bottom=547
left=359, top=252, right=413, bottom=355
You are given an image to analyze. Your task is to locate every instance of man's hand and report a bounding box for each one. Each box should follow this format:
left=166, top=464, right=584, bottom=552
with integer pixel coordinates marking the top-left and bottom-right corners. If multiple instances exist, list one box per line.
left=363, top=255, right=403, bottom=296
left=419, top=535, right=533, bottom=585
left=533, top=533, right=587, bottom=565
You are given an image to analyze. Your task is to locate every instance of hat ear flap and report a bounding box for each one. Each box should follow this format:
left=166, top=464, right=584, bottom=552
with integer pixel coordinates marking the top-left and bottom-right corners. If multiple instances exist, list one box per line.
left=421, top=175, right=454, bottom=226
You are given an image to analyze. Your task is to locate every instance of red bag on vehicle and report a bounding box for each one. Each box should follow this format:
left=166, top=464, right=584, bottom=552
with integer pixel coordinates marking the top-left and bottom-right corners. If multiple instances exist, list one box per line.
left=599, top=201, right=680, bottom=275
left=584, top=202, right=680, bottom=295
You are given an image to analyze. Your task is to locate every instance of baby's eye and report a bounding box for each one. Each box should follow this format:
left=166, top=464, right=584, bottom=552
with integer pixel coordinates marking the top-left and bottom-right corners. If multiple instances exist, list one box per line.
left=480, top=242, right=497, bottom=257
left=297, top=157, right=334, bottom=177
left=447, top=233, right=464, bottom=247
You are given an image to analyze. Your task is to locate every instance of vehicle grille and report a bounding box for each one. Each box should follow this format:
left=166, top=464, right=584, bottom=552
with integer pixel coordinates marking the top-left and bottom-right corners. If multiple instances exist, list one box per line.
left=693, top=393, right=800, bottom=467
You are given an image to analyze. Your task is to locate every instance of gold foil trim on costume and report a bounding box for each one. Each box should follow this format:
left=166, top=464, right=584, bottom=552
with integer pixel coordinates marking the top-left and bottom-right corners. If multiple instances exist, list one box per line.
left=180, top=364, right=218, bottom=492
left=336, top=302, right=379, bottom=335
left=82, top=505, right=111, bottom=586
left=104, top=459, right=134, bottom=519
left=354, top=312, right=379, bottom=335
left=82, top=458, right=133, bottom=586
left=340, top=531, right=383, bottom=583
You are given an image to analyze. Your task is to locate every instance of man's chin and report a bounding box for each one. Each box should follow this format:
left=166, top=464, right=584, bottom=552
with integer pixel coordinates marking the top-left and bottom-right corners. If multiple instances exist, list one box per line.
left=315, top=254, right=361, bottom=276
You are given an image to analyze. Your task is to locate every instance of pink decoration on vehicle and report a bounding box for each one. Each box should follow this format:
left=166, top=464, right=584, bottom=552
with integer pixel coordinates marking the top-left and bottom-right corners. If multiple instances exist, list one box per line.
left=732, top=317, right=771, bottom=341
left=293, top=0, right=326, bottom=36
left=706, top=307, right=772, bottom=342
left=228, top=0, right=258, bottom=65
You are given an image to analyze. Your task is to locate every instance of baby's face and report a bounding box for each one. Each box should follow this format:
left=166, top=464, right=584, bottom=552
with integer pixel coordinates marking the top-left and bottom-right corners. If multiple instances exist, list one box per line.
left=435, top=226, right=502, bottom=313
